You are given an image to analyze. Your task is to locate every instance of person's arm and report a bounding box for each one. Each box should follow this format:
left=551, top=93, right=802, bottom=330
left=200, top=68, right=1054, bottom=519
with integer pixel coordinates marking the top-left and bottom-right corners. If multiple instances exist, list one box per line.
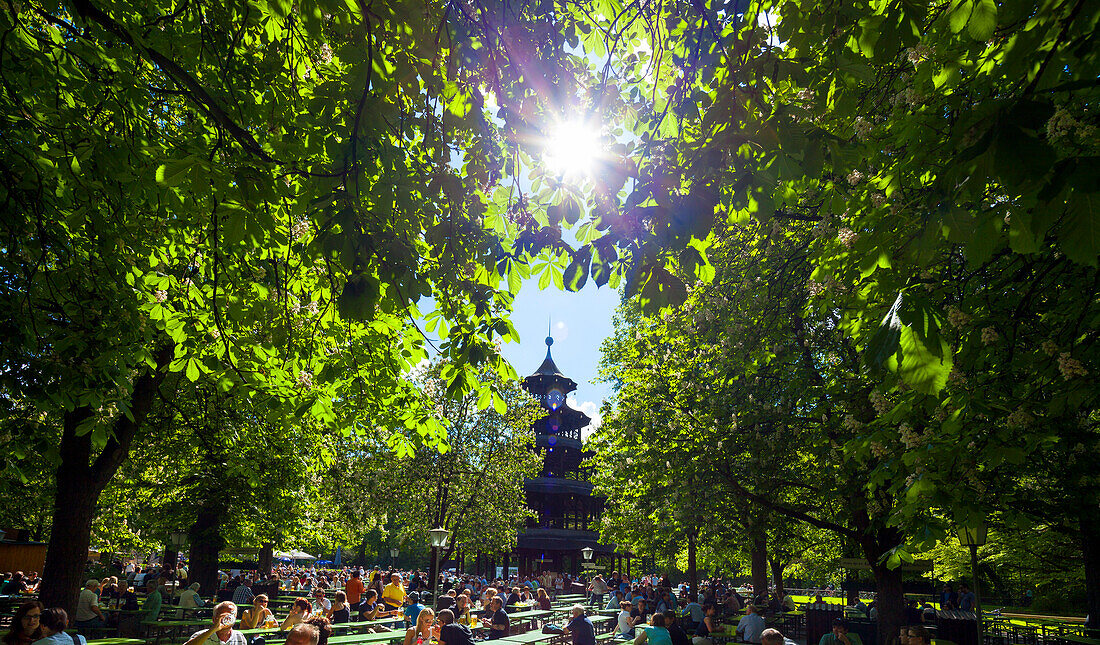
left=280, top=607, right=305, bottom=631
left=633, top=629, right=649, bottom=645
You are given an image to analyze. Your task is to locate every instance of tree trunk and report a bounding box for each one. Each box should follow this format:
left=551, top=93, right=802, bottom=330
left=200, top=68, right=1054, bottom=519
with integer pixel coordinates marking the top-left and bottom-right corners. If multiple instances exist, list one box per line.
left=356, top=539, right=367, bottom=567
left=687, top=531, right=698, bottom=599
left=751, top=531, right=768, bottom=603
left=1081, top=503, right=1100, bottom=630
left=38, top=433, right=99, bottom=614
left=858, top=525, right=905, bottom=645
left=770, top=558, right=785, bottom=597
left=36, top=345, right=173, bottom=614
left=189, top=501, right=226, bottom=596
left=871, top=563, right=905, bottom=645
left=258, top=542, right=274, bottom=579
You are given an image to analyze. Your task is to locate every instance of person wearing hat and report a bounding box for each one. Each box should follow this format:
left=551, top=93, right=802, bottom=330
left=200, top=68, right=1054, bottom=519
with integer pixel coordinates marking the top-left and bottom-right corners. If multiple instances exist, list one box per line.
left=402, top=593, right=425, bottom=628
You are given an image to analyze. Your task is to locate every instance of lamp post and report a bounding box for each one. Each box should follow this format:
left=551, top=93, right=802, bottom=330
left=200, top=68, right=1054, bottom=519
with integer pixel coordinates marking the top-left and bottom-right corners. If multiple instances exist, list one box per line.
left=390, top=547, right=399, bottom=570
left=429, top=527, right=450, bottom=608
left=166, top=531, right=187, bottom=570
left=958, top=522, right=988, bottom=641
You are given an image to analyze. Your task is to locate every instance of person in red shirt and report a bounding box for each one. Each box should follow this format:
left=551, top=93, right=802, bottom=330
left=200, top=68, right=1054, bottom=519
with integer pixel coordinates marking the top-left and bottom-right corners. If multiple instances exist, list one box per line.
left=345, top=570, right=366, bottom=612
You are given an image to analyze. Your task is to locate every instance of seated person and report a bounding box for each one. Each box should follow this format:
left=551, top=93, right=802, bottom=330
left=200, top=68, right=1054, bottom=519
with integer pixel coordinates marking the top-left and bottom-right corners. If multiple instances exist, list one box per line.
left=34, top=608, right=87, bottom=645
left=736, top=605, right=766, bottom=644
left=328, top=591, right=351, bottom=624
left=563, top=606, right=597, bottom=645
left=818, top=619, right=863, bottom=645
left=282, top=598, right=314, bottom=631
left=402, top=608, right=436, bottom=645
left=663, top=612, right=691, bottom=645
left=617, top=602, right=635, bottom=638
left=694, top=604, right=718, bottom=645
left=761, top=628, right=799, bottom=645
left=403, top=593, right=426, bottom=628
left=480, top=597, right=508, bottom=640
left=240, top=595, right=278, bottom=629
left=634, top=614, right=673, bottom=645
left=907, top=626, right=931, bottom=645
left=630, top=600, right=651, bottom=631
left=182, top=601, right=247, bottom=645
left=436, top=609, right=475, bottom=645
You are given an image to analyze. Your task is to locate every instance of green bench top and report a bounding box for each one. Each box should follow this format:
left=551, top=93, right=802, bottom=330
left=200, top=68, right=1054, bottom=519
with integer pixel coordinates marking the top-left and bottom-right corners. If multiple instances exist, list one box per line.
left=498, top=633, right=558, bottom=644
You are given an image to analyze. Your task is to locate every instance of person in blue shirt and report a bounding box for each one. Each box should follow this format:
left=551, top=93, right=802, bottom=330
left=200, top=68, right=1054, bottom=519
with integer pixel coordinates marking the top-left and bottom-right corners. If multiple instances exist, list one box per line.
left=607, top=592, right=624, bottom=611
left=684, top=599, right=704, bottom=626
left=736, top=605, right=766, bottom=644
left=33, top=608, right=86, bottom=645
left=958, top=584, right=976, bottom=611
left=562, top=606, right=596, bottom=645
left=403, top=593, right=425, bottom=628
left=632, top=614, right=673, bottom=645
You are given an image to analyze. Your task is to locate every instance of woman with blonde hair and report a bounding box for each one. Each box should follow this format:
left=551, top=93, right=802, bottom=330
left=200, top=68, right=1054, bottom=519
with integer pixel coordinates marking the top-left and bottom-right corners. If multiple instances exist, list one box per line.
left=402, top=607, right=436, bottom=645
left=240, top=595, right=278, bottom=629
left=480, top=589, right=498, bottom=615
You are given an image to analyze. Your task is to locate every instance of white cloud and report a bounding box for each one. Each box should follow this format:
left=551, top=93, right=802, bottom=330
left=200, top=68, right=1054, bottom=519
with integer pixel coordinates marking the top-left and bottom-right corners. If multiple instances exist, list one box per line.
left=569, top=397, right=602, bottom=440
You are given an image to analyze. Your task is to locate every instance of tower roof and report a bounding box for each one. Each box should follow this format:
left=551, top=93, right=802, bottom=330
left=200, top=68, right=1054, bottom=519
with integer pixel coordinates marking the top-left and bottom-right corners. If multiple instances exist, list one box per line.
left=535, top=335, right=562, bottom=377
left=523, top=333, right=578, bottom=394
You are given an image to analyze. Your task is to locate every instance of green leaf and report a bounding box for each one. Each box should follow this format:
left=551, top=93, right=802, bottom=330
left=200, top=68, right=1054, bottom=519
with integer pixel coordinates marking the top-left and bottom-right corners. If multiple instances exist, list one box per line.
left=897, top=323, right=952, bottom=394
left=1060, top=192, right=1100, bottom=266
left=563, top=247, right=591, bottom=292
left=185, top=358, right=200, bottom=382
left=967, top=0, right=997, bottom=41
left=865, top=292, right=903, bottom=372
left=338, top=273, right=381, bottom=321
left=156, top=157, right=197, bottom=187
left=947, top=0, right=973, bottom=33
left=591, top=241, right=617, bottom=288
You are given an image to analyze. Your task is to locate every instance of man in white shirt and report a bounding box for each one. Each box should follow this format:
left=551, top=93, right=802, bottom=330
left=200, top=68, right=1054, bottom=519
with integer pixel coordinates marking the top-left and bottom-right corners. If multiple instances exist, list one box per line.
left=736, top=605, right=766, bottom=644
left=74, top=580, right=106, bottom=628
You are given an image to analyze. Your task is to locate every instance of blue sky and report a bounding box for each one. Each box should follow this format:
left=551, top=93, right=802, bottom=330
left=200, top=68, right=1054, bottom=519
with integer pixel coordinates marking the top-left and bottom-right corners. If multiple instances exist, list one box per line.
left=501, top=275, right=619, bottom=436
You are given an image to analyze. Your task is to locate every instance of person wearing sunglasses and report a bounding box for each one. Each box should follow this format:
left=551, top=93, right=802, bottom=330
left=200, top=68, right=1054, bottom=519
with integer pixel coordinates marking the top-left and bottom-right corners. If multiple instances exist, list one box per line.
left=2, top=601, right=43, bottom=645
left=241, top=595, right=278, bottom=629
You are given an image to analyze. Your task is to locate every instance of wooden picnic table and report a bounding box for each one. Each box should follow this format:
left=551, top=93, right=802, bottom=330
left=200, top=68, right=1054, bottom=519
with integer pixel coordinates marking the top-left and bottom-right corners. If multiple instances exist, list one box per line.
left=85, top=639, right=147, bottom=645
left=1051, top=635, right=1100, bottom=645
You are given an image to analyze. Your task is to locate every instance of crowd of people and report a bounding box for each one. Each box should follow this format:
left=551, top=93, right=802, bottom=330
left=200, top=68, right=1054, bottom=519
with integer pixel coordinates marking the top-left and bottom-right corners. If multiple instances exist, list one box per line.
left=1, top=559, right=998, bottom=645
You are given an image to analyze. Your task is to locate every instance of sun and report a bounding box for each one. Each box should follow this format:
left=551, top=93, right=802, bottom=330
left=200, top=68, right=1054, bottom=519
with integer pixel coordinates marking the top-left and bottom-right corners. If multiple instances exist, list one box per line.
left=542, top=119, right=602, bottom=180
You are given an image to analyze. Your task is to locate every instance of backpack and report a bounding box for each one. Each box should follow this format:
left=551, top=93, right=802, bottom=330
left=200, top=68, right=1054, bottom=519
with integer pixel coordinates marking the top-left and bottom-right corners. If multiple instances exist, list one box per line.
left=542, top=624, right=564, bottom=634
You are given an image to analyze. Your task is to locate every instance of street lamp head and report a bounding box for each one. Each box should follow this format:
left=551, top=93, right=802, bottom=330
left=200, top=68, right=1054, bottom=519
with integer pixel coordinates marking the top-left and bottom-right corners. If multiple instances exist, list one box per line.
left=429, top=527, right=451, bottom=548
left=581, top=546, right=594, bottom=561
left=390, top=548, right=399, bottom=558
left=169, top=531, right=188, bottom=550
left=957, top=523, right=988, bottom=547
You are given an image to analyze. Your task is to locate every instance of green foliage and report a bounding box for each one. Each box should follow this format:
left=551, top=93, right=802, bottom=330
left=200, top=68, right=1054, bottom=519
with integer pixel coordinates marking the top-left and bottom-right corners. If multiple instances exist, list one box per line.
left=321, top=361, right=543, bottom=560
